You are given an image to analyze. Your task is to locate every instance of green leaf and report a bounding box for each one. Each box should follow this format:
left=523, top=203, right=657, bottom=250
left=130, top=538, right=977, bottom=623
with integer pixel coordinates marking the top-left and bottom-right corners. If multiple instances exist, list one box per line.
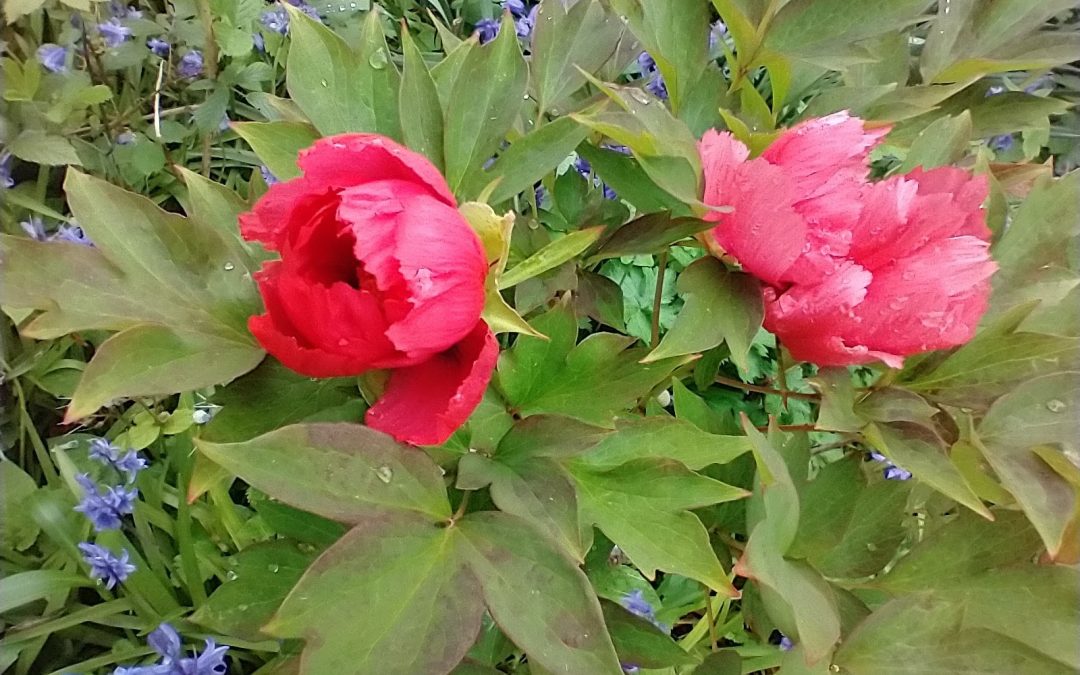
left=571, top=458, right=745, bottom=594
left=0, top=171, right=263, bottom=419
left=977, top=372, right=1080, bottom=560
left=0, top=462, right=39, bottom=551
left=645, top=258, right=763, bottom=371
left=201, top=360, right=357, bottom=444
left=7, top=130, right=82, bottom=166
left=602, top=601, right=697, bottom=668
left=571, top=81, right=703, bottom=204
left=530, top=0, right=625, bottom=114
left=811, top=368, right=864, bottom=433
left=738, top=420, right=841, bottom=663
left=247, top=489, right=347, bottom=547
left=0, top=570, right=90, bottom=614
left=399, top=28, right=444, bottom=170
left=284, top=6, right=400, bottom=137
left=854, top=388, right=938, bottom=426
left=232, top=121, right=320, bottom=181
left=443, top=13, right=528, bottom=196
left=876, top=510, right=1043, bottom=592
left=834, top=594, right=1073, bottom=675
left=495, top=415, right=613, bottom=461
left=788, top=457, right=910, bottom=578
left=863, top=423, right=991, bottom=519
left=195, top=423, right=452, bottom=523
left=498, top=305, right=691, bottom=426
left=458, top=453, right=585, bottom=559
left=498, top=227, right=603, bottom=290
left=766, top=0, right=934, bottom=59
left=607, top=0, right=710, bottom=112
left=577, top=144, right=685, bottom=215
left=458, top=511, right=622, bottom=673
left=68, top=325, right=264, bottom=421
left=575, top=416, right=752, bottom=471
left=896, top=111, right=972, bottom=172
left=590, top=213, right=712, bottom=262
left=431, top=37, right=476, bottom=109
left=191, top=541, right=315, bottom=641
left=267, top=510, right=484, bottom=675
left=478, top=117, right=590, bottom=205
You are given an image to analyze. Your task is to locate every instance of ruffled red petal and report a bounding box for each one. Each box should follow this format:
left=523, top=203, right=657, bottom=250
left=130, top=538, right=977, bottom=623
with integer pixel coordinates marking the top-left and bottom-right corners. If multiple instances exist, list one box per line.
left=365, top=322, right=498, bottom=446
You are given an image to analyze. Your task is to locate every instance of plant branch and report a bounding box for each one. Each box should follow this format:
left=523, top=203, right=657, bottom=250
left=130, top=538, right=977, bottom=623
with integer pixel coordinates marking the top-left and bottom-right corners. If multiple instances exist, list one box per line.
left=714, top=374, right=819, bottom=400
left=651, top=252, right=668, bottom=349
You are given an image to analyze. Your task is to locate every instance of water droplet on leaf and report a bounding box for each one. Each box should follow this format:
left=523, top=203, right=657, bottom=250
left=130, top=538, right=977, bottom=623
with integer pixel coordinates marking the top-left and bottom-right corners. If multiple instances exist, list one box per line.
left=223, top=261, right=235, bottom=271
left=1046, top=399, right=1066, bottom=413
left=375, top=466, right=393, bottom=483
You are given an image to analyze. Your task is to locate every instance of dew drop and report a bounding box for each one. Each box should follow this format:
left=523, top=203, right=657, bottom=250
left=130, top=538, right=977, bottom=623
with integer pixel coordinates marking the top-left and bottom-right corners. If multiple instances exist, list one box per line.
left=225, top=571, right=239, bottom=581
left=320, top=79, right=328, bottom=87
left=1046, top=399, right=1066, bottom=413
left=628, top=88, right=651, bottom=105
left=369, top=47, right=388, bottom=70
left=268, top=564, right=280, bottom=573
left=375, top=465, right=393, bottom=483
left=223, top=261, right=235, bottom=271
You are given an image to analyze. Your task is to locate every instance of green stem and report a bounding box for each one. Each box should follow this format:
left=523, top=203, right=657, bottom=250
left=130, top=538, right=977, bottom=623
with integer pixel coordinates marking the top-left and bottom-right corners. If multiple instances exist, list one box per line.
left=174, top=435, right=208, bottom=606
left=651, top=252, right=669, bottom=349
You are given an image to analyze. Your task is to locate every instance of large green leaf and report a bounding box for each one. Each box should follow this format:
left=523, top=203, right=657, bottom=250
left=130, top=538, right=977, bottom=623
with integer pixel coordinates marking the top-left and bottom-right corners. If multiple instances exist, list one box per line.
left=530, top=0, right=625, bottom=114
left=443, top=13, right=528, bottom=196
left=284, top=7, right=400, bottom=137
left=232, top=121, right=320, bottom=181
left=977, top=372, right=1080, bottom=560
left=602, top=601, right=697, bottom=669
left=577, top=144, right=685, bottom=215
left=766, top=0, right=934, bottom=59
left=458, top=453, right=586, bottom=559
left=788, top=457, right=910, bottom=578
left=497, top=305, right=691, bottom=426
left=607, top=0, right=710, bottom=112
left=0, top=171, right=263, bottom=419
left=645, top=258, right=763, bottom=372
left=863, top=423, right=991, bottom=519
left=498, top=227, right=603, bottom=290
left=457, top=511, right=622, bottom=674
left=399, top=27, right=445, bottom=170
left=476, top=117, right=590, bottom=205
left=196, top=423, right=452, bottom=523
left=267, top=510, right=484, bottom=675
left=589, top=212, right=712, bottom=262
left=737, top=421, right=841, bottom=664
left=571, top=458, right=746, bottom=595
left=191, top=541, right=315, bottom=641
left=574, top=416, right=752, bottom=471
left=875, top=510, right=1043, bottom=592
left=571, top=81, right=703, bottom=205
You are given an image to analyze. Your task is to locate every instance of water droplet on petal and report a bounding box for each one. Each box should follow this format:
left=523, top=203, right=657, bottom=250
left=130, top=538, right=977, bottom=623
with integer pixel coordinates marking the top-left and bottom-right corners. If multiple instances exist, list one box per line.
left=337, top=338, right=349, bottom=347
left=375, top=466, right=393, bottom=483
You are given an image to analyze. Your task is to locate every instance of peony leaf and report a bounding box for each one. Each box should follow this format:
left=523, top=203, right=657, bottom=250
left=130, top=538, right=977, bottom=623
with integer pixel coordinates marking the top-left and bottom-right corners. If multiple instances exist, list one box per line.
left=471, top=116, right=589, bottom=205
left=232, top=121, right=319, bottom=181
left=195, top=422, right=453, bottom=523
left=570, top=458, right=746, bottom=595
left=644, top=257, right=764, bottom=373
left=399, top=27, right=444, bottom=170
left=498, top=227, right=604, bottom=290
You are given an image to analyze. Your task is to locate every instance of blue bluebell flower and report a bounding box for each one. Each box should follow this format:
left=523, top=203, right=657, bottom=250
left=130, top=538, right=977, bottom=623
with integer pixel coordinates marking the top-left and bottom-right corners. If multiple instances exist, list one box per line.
left=147, top=37, right=170, bottom=58
left=252, top=33, right=266, bottom=53
left=985, top=84, right=1005, bottom=97
left=989, top=134, right=1014, bottom=152
left=602, top=142, right=631, bottom=155
left=637, top=52, right=655, bottom=73
left=869, top=452, right=912, bottom=481
left=74, top=473, right=137, bottom=531
left=286, top=0, right=322, bottom=21
left=644, top=74, right=668, bottom=100
left=178, top=50, right=204, bottom=79
left=54, top=222, right=93, bottom=246
left=502, top=0, right=527, bottom=16
left=0, top=151, right=13, bottom=189
left=259, top=166, right=279, bottom=185
left=19, top=216, right=48, bottom=241
left=99, top=18, right=134, bottom=48
left=709, top=20, right=728, bottom=51
left=602, top=184, right=617, bottom=200
left=515, top=5, right=538, bottom=39
left=113, top=623, right=229, bottom=675
left=621, top=665, right=640, bottom=674
left=116, top=130, right=137, bottom=146
left=261, top=7, right=289, bottom=34
left=78, top=542, right=136, bottom=589
left=89, top=437, right=146, bottom=483
left=620, top=589, right=670, bottom=631
left=779, top=634, right=794, bottom=651
left=534, top=184, right=548, bottom=207
left=37, top=44, right=68, bottom=73
left=573, top=156, right=592, bottom=176
left=475, top=18, right=500, bottom=44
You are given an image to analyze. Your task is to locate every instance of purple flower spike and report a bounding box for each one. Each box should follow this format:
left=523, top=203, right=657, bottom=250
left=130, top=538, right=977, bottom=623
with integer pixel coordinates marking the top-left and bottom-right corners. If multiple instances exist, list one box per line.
left=178, top=50, right=204, bottom=79
left=147, top=37, right=170, bottom=58
left=475, top=18, right=500, bottom=44
left=78, top=542, right=136, bottom=589
left=99, top=18, right=133, bottom=48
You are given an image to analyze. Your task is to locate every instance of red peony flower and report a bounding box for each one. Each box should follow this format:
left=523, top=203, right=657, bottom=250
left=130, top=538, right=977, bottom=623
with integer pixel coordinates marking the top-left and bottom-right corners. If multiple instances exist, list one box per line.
left=240, top=133, right=496, bottom=445
left=699, top=112, right=996, bottom=367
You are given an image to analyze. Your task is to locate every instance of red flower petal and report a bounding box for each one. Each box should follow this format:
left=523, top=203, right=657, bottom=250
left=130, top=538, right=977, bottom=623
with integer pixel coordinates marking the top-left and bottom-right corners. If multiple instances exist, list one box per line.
left=239, top=177, right=333, bottom=252
left=365, top=322, right=498, bottom=446
left=338, top=181, right=487, bottom=361
left=297, top=134, right=457, bottom=206
left=699, top=130, right=806, bottom=286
